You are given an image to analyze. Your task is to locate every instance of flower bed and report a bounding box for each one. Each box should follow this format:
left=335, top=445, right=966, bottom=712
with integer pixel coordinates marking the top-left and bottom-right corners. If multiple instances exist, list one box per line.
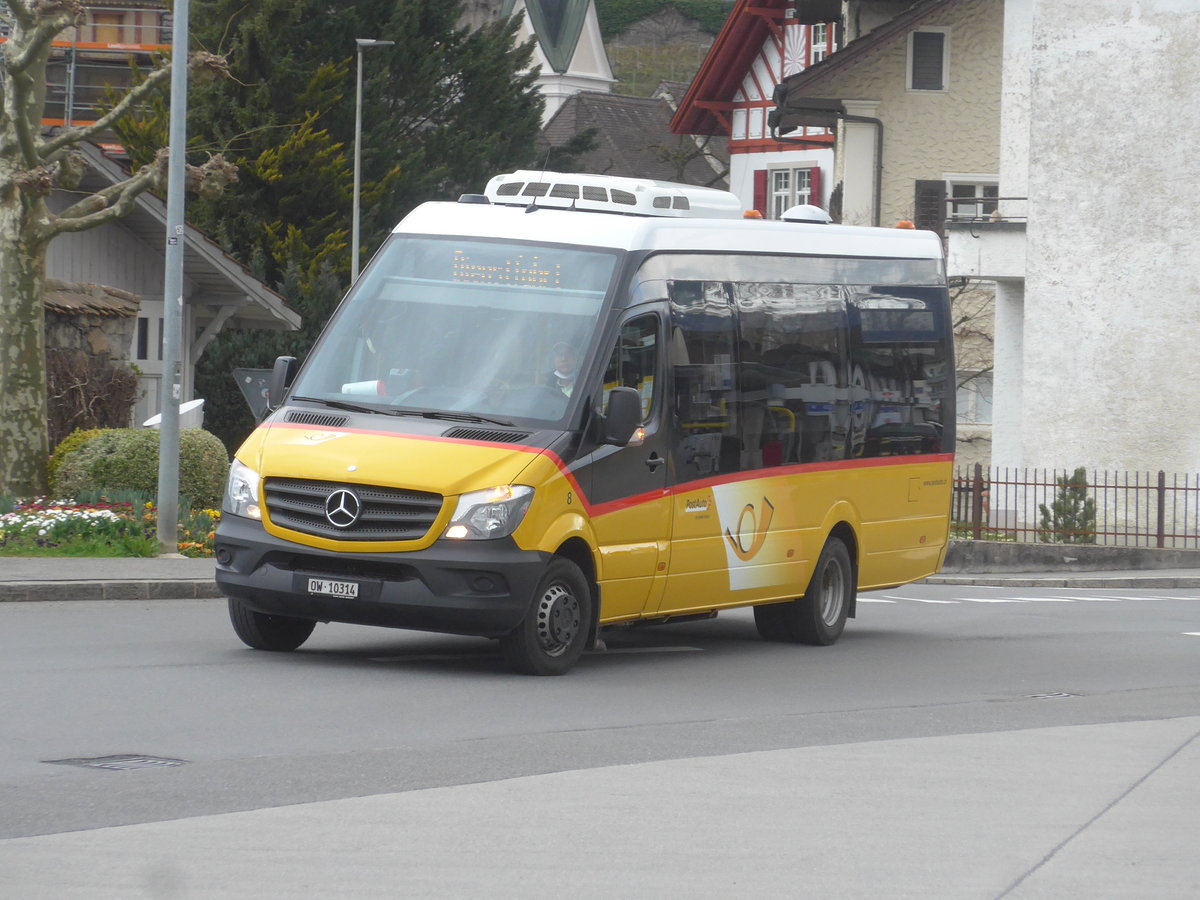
left=0, top=497, right=219, bottom=558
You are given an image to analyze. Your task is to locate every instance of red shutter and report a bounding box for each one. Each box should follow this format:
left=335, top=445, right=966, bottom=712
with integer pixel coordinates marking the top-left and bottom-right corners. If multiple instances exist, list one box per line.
left=808, top=166, right=823, bottom=208
left=753, top=169, right=768, bottom=217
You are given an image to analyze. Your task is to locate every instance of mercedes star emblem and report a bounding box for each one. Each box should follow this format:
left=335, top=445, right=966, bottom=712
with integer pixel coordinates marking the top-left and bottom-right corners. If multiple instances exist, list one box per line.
left=324, top=488, right=362, bottom=528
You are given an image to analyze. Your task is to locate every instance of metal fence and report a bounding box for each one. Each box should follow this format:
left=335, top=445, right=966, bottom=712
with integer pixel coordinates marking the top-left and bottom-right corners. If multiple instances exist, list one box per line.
left=952, top=465, right=1200, bottom=549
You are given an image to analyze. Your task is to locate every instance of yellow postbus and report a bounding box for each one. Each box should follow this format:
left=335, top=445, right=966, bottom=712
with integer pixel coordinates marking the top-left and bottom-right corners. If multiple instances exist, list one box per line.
left=215, top=171, right=954, bottom=675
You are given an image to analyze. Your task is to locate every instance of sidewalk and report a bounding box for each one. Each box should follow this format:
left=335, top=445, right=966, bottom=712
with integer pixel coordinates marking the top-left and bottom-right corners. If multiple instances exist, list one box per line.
left=0, top=556, right=221, bottom=602
left=2, top=553, right=1199, bottom=603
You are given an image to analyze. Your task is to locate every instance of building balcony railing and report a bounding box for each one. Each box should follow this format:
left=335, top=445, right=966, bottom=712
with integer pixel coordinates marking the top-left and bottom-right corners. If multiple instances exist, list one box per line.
left=945, top=198, right=1028, bottom=282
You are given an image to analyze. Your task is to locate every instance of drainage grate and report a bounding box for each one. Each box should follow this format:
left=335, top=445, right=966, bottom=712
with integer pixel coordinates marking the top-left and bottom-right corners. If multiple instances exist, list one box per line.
left=1027, top=691, right=1078, bottom=700
left=44, top=754, right=187, bottom=771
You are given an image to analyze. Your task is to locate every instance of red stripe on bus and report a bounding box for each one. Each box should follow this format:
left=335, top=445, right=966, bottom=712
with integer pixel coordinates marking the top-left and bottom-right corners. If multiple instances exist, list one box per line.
left=262, top=422, right=951, bottom=518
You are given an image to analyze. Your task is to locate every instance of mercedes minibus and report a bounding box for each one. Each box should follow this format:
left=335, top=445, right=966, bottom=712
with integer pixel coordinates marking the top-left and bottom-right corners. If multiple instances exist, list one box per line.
left=214, top=170, right=954, bottom=674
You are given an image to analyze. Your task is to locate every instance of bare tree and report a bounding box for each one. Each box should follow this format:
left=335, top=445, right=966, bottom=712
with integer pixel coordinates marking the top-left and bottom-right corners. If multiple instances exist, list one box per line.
left=0, top=1, right=232, bottom=497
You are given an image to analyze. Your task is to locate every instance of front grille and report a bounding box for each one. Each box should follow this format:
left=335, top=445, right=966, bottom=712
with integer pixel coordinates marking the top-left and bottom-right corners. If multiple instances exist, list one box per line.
left=264, top=478, right=443, bottom=541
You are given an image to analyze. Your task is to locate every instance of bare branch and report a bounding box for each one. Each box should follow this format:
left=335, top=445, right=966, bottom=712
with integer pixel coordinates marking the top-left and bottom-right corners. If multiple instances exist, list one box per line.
left=4, top=2, right=35, bottom=28
left=40, top=65, right=174, bottom=158
left=47, top=160, right=162, bottom=236
left=6, top=7, right=76, bottom=75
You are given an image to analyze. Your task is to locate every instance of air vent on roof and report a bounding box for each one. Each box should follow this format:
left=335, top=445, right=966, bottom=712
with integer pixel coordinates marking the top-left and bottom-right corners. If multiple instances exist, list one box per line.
left=286, top=410, right=349, bottom=428
left=443, top=427, right=531, bottom=444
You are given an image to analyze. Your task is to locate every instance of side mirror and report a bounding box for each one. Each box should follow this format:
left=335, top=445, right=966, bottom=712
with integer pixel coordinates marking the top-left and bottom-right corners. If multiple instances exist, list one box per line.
left=603, top=387, right=642, bottom=446
left=267, top=356, right=298, bottom=412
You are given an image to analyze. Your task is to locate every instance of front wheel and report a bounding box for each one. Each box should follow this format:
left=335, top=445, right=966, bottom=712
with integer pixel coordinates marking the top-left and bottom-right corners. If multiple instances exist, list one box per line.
left=500, top=558, right=592, bottom=675
left=228, top=597, right=315, bottom=651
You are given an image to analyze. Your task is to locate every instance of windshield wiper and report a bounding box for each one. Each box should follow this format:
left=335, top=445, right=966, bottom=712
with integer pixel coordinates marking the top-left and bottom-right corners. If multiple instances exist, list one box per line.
left=292, top=397, right=514, bottom=427
left=291, top=396, right=387, bottom=416
left=403, top=408, right=515, bottom=427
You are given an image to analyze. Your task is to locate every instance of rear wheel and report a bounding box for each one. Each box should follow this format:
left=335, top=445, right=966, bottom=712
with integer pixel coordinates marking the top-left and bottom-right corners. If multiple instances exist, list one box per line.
left=228, top=597, right=316, bottom=651
left=753, top=537, right=853, bottom=646
left=500, top=558, right=591, bottom=675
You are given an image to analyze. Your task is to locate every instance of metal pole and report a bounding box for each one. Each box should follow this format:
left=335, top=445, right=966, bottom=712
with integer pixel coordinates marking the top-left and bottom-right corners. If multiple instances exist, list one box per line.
left=351, top=44, right=364, bottom=283
left=351, top=39, right=393, bottom=283
left=156, top=0, right=189, bottom=553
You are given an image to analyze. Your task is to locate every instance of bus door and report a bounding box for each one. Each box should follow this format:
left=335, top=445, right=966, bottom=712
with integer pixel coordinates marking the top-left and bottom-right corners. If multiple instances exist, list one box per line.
left=585, top=309, right=672, bottom=621
left=654, top=280, right=750, bottom=614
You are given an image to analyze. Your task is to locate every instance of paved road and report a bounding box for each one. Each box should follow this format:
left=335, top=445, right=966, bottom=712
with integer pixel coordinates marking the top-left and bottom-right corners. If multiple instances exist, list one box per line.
left=1, top=583, right=1197, bottom=897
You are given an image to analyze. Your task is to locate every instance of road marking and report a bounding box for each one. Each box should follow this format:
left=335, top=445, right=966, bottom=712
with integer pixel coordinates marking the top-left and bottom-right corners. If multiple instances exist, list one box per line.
left=880, top=595, right=959, bottom=603
left=1005, top=596, right=1077, bottom=602
left=1183, top=632, right=1200, bottom=637
left=598, top=645, right=703, bottom=655
left=857, top=597, right=896, bottom=603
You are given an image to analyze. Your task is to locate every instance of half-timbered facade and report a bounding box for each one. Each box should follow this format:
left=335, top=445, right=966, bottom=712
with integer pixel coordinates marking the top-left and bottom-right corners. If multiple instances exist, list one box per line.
left=670, top=0, right=837, bottom=218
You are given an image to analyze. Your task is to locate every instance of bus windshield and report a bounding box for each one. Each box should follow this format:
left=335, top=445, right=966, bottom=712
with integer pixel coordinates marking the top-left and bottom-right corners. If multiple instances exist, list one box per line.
left=290, top=236, right=618, bottom=425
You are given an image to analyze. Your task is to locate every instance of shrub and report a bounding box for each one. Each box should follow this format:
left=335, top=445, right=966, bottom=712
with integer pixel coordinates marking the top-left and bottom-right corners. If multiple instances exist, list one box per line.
left=1038, top=467, right=1097, bottom=544
left=48, top=427, right=106, bottom=494
left=54, top=428, right=230, bottom=508
left=46, top=350, right=139, bottom=449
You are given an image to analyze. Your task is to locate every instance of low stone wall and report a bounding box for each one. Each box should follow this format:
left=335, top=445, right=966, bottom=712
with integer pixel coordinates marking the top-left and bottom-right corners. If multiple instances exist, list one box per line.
left=942, top=540, right=1200, bottom=573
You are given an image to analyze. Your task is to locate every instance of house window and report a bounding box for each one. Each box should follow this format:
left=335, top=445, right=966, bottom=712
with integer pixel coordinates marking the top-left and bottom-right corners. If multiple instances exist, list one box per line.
left=811, top=23, right=829, bottom=64
left=136, top=317, right=149, bottom=361
left=909, top=27, right=949, bottom=91
left=956, top=372, right=993, bottom=425
left=950, top=181, right=999, bottom=220
left=92, top=12, right=123, bottom=44
left=769, top=167, right=819, bottom=219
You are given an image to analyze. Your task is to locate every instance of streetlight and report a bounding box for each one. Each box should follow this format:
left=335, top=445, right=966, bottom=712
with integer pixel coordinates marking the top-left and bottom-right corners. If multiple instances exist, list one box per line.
left=352, top=38, right=394, bottom=283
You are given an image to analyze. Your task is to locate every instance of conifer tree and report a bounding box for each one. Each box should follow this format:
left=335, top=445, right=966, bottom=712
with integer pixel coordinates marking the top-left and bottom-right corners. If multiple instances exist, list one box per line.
left=131, top=0, right=545, bottom=450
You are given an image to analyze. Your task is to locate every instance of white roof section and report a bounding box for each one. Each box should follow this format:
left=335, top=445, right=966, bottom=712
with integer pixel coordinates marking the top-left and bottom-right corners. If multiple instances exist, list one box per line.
left=397, top=188, right=945, bottom=262
left=483, top=170, right=745, bottom=219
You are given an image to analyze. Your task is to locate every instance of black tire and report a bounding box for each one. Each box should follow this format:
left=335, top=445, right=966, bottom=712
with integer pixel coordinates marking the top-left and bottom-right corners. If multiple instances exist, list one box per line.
left=753, top=537, right=853, bottom=646
left=228, top=597, right=315, bottom=652
left=753, top=602, right=792, bottom=641
left=500, top=558, right=591, bottom=675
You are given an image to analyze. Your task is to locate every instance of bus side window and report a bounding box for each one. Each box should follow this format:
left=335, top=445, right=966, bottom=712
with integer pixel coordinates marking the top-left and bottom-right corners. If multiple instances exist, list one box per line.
left=603, top=314, right=660, bottom=423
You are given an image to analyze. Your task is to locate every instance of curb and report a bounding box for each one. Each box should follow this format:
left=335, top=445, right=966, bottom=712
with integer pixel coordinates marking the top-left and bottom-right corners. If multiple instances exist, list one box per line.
left=0, top=580, right=222, bottom=603
left=925, top=575, right=1200, bottom=589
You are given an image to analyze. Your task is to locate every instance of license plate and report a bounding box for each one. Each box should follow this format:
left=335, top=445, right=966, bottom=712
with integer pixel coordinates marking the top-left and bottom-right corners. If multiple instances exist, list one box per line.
left=307, top=578, right=359, bottom=598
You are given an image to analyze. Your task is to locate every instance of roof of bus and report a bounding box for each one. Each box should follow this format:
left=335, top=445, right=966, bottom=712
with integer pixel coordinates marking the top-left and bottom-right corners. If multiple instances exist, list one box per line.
left=394, top=201, right=946, bottom=261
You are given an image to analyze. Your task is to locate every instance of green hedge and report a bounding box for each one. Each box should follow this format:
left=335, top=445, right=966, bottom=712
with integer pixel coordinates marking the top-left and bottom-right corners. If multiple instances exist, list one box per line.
left=53, top=428, right=230, bottom=508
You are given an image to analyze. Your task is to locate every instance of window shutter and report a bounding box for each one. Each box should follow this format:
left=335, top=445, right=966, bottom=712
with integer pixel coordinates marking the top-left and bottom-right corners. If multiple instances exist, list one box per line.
left=753, top=169, right=767, bottom=217
left=914, top=180, right=947, bottom=235
left=808, top=166, right=823, bottom=208
left=911, top=31, right=945, bottom=90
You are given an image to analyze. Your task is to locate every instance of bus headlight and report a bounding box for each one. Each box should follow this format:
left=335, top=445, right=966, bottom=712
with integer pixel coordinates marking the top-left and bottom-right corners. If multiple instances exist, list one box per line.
left=223, top=459, right=262, bottom=520
left=443, top=485, right=533, bottom=540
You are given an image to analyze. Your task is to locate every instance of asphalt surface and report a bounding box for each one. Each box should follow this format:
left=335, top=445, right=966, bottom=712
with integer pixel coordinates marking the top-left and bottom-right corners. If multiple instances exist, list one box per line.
left=3, top=554, right=1200, bottom=603
left=2, top=555, right=1198, bottom=897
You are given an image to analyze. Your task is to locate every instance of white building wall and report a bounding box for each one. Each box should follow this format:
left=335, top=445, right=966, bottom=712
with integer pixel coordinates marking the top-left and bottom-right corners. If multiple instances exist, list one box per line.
left=1005, top=0, right=1200, bottom=473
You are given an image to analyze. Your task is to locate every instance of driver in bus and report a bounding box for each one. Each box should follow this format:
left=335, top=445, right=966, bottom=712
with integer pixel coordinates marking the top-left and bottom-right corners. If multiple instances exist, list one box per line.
left=549, top=342, right=580, bottom=396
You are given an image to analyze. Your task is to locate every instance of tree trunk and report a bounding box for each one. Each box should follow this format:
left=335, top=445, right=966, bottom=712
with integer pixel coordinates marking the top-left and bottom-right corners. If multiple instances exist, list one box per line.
left=0, top=191, right=51, bottom=498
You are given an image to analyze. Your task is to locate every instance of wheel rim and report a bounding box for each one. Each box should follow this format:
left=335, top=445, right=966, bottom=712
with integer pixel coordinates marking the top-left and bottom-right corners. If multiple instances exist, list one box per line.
left=817, top=559, right=845, bottom=626
left=535, top=582, right=581, bottom=657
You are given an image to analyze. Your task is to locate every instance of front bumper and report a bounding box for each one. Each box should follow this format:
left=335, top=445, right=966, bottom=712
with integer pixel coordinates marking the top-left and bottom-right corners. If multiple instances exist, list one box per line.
left=214, top=514, right=549, bottom=638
